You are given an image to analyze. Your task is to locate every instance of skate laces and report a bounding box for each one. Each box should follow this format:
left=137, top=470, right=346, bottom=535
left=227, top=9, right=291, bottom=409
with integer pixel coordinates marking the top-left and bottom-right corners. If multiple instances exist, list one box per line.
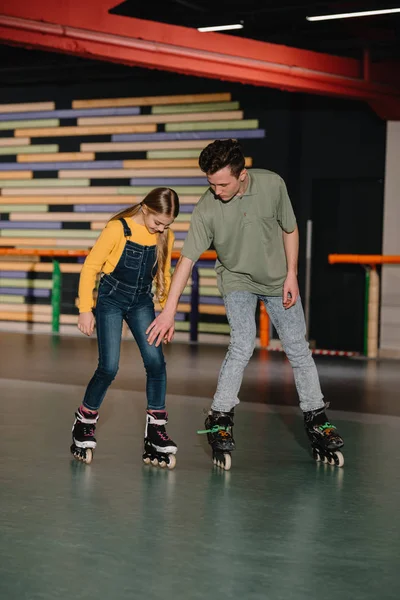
left=316, top=421, right=337, bottom=436
left=156, top=427, right=171, bottom=442
left=197, top=425, right=230, bottom=436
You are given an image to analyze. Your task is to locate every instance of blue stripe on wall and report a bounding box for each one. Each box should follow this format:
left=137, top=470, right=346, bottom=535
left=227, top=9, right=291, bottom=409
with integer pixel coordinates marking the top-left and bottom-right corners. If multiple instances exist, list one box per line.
left=0, top=107, right=141, bottom=121
left=0, top=221, right=61, bottom=229
left=112, top=130, right=266, bottom=142
left=0, top=161, right=124, bottom=171
left=173, top=232, right=187, bottom=240
left=0, top=288, right=50, bottom=297
left=0, top=271, right=28, bottom=278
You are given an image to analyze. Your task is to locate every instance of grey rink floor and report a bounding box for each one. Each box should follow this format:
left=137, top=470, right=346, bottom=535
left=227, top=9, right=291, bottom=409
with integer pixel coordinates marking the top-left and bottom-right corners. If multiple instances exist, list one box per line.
left=1, top=333, right=400, bottom=600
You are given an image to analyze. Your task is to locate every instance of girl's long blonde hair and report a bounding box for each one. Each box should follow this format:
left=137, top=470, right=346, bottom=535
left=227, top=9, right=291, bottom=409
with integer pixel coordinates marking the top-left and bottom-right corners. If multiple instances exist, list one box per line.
left=110, top=187, right=180, bottom=302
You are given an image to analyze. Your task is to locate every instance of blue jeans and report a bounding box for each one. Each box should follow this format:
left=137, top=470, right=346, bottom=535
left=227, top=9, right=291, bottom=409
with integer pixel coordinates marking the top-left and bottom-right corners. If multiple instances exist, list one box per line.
left=82, top=275, right=166, bottom=411
left=212, top=291, right=325, bottom=413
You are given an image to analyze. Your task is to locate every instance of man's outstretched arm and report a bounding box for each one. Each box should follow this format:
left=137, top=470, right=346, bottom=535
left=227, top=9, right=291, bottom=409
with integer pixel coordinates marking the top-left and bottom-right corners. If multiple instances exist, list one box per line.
left=146, top=255, right=194, bottom=346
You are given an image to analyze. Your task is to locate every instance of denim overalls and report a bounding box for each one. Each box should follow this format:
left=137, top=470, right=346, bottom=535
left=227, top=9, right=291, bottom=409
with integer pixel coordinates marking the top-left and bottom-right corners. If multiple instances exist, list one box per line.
left=82, top=218, right=166, bottom=411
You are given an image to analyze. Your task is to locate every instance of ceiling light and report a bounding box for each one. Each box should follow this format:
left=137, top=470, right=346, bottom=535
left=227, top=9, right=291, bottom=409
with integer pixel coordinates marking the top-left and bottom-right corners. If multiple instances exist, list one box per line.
left=307, top=7, right=400, bottom=21
left=197, top=24, right=244, bottom=32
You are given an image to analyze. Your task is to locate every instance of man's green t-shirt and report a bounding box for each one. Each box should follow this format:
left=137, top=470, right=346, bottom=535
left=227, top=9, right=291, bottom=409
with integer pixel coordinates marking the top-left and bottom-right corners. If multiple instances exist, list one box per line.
left=181, top=169, right=297, bottom=297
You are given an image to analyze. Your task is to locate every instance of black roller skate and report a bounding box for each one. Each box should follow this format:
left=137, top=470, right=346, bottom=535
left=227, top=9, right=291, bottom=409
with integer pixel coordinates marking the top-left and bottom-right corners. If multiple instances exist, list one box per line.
left=197, top=410, right=235, bottom=471
left=142, top=410, right=177, bottom=469
left=304, top=405, right=344, bottom=467
left=70, top=407, right=99, bottom=465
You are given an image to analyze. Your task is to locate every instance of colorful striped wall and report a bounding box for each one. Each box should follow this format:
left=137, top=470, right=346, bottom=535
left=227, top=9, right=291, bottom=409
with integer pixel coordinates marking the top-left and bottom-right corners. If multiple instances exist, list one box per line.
left=0, top=92, right=265, bottom=335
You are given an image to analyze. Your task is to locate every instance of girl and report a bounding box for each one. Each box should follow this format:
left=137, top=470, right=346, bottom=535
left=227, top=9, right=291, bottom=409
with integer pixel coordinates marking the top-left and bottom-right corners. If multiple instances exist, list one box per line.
left=71, top=187, right=180, bottom=469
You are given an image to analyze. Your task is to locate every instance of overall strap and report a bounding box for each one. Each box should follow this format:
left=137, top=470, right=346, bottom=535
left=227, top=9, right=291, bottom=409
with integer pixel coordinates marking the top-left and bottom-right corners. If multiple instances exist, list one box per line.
left=119, top=217, right=132, bottom=238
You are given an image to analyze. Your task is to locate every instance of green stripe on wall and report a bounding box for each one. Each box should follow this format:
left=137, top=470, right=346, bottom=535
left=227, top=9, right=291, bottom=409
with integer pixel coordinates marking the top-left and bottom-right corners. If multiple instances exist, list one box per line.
left=0, top=119, right=59, bottom=130
left=147, top=150, right=201, bottom=159
left=174, top=214, right=191, bottom=222
left=0, top=205, right=48, bottom=212
left=0, top=179, right=90, bottom=188
left=0, top=279, right=53, bottom=289
left=166, top=119, right=259, bottom=132
left=175, top=322, right=229, bottom=334
left=1, top=230, right=99, bottom=238
left=152, top=102, right=240, bottom=114
left=0, top=295, right=25, bottom=303
left=0, top=145, right=59, bottom=155
left=198, top=269, right=217, bottom=277
left=118, top=186, right=207, bottom=195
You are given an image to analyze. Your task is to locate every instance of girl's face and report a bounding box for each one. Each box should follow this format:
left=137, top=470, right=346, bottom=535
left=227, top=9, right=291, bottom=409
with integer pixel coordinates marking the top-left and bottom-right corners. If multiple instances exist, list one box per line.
left=142, top=207, right=175, bottom=234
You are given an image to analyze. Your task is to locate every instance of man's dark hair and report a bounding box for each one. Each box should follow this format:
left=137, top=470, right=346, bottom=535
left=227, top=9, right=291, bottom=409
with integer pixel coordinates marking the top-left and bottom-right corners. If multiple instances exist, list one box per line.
left=199, top=139, right=245, bottom=178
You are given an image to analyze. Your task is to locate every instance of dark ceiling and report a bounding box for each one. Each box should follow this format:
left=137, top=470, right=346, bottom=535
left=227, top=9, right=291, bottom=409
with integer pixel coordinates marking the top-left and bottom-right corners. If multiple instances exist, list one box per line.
left=111, top=0, right=400, bottom=61
left=0, top=0, right=399, bottom=87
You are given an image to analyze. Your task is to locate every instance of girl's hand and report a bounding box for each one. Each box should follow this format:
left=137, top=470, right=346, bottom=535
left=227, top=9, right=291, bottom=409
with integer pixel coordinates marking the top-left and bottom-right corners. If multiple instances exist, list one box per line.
left=78, top=312, right=95, bottom=336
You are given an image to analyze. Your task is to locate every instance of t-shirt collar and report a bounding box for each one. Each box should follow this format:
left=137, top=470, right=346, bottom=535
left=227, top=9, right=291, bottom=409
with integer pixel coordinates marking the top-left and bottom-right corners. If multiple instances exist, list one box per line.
left=241, top=170, right=257, bottom=197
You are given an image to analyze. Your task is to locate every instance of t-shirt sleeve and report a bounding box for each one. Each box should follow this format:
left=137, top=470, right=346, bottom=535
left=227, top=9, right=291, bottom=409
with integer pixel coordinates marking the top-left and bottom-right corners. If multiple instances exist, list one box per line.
left=276, top=177, right=297, bottom=233
left=78, top=221, right=119, bottom=312
left=181, top=204, right=213, bottom=263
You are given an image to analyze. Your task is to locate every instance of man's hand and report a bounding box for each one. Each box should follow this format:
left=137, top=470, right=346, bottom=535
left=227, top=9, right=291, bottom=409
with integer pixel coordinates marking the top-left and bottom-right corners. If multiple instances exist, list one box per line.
left=147, top=309, right=175, bottom=347
left=283, top=272, right=299, bottom=309
left=78, top=312, right=95, bottom=336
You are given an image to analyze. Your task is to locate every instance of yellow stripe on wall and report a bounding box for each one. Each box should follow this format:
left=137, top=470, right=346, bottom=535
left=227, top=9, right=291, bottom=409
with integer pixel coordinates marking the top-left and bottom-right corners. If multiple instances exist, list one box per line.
left=17, top=152, right=95, bottom=163
left=0, top=172, right=32, bottom=180
left=0, top=262, right=82, bottom=274
left=72, top=93, right=231, bottom=109
left=14, top=124, right=157, bottom=138
left=0, top=137, right=30, bottom=147
left=122, top=159, right=199, bottom=168
left=81, top=140, right=215, bottom=152
left=0, top=102, right=55, bottom=113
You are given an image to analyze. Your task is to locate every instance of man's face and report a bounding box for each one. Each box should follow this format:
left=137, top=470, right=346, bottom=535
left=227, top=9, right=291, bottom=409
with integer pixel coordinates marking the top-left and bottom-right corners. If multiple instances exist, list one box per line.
left=207, top=166, right=247, bottom=202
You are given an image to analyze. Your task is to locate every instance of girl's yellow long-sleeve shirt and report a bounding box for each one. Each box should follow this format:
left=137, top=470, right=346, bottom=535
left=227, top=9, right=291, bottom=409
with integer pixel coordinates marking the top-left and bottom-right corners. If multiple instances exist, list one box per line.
left=78, top=218, right=174, bottom=313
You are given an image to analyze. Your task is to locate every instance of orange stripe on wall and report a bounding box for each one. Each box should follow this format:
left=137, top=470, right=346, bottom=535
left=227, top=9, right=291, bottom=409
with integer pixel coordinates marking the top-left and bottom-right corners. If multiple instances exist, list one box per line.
left=0, top=171, right=32, bottom=180
left=14, top=124, right=157, bottom=138
left=72, top=93, right=231, bottom=109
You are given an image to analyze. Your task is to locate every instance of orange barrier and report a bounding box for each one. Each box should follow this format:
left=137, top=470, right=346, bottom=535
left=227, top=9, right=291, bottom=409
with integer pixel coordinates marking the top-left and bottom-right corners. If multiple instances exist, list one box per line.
left=329, top=254, right=400, bottom=265
left=328, top=254, right=400, bottom=358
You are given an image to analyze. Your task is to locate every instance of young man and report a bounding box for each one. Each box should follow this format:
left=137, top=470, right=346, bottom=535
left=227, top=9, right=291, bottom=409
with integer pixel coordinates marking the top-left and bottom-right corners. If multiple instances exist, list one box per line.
left=147, top=139, right=344, bottom=468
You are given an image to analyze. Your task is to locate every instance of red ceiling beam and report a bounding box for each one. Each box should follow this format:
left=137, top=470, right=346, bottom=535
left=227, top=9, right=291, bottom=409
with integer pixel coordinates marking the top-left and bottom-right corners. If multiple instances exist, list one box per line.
left=1, top=0, right=399, bottom=118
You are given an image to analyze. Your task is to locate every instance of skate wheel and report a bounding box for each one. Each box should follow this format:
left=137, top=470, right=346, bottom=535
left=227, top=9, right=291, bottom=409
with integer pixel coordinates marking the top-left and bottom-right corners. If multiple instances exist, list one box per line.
left=333, top=450, right=344, bottom=467
left=321, top=454, right=328, bottom=464
left=151, top=458, right=159, bottom=467
left=143, top=456, right=151, bottom=465
left=213, top=452, right=231, bottom=471
left=313, top=449, right=321, bottom=462
left=223, top=453, right=231, bottom=471
left=167, top=454, right=176, bottom=470
left=159, top=460, right=167, bottom=468
left=84, top=448, right=93, bottom=465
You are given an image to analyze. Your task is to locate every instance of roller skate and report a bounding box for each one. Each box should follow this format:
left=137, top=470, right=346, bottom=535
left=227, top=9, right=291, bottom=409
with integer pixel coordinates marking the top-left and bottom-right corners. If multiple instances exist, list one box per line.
left=197, top=410, right=235, bottom=471
left=304, top=405, right=344, bottom=467
left=70, top=406, right=98, bottom=465
left=142, top=410, right=177, bottom=469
